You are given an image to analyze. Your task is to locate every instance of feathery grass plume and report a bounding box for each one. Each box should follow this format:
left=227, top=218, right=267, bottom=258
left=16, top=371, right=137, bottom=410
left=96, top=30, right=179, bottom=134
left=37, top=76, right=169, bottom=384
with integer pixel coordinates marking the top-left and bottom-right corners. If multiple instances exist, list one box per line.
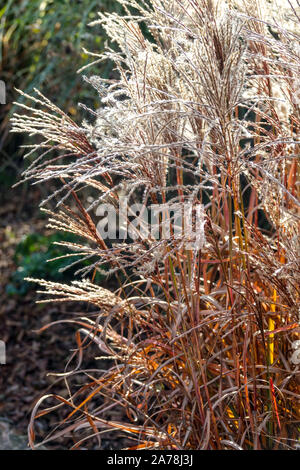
left=11, top=0, right=299, bottom=450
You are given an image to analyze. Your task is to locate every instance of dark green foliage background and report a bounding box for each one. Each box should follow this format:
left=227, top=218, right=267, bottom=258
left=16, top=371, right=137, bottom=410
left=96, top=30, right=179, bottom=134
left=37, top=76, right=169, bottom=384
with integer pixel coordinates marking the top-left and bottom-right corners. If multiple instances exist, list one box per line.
left=0, top=0, right=122, bottom=188
left=6, top=232, right=105, bottom=295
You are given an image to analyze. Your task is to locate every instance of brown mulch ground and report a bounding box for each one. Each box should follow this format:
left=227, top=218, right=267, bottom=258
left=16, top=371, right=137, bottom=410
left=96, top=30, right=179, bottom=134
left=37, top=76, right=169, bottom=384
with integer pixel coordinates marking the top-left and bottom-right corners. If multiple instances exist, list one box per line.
left=0, top=191, right=132, bottom=449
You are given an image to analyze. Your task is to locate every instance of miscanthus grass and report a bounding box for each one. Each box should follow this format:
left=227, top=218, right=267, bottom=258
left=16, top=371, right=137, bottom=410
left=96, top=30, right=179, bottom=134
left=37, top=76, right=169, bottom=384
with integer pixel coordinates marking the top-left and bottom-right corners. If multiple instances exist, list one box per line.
left=11, top=0, right=299, bottom=450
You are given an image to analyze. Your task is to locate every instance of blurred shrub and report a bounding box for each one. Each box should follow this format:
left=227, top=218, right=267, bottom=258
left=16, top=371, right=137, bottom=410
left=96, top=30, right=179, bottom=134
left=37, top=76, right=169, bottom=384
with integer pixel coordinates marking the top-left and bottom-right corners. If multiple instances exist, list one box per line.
left=6, top=232, right=105, bottom=295
left=0, top=0, right=121, bottom=187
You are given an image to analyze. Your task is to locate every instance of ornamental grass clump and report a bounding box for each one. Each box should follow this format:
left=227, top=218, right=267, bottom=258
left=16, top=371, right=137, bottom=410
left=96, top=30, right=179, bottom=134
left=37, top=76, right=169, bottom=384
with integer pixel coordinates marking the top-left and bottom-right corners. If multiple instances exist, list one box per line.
left=11, top=0, right=299, bottom=450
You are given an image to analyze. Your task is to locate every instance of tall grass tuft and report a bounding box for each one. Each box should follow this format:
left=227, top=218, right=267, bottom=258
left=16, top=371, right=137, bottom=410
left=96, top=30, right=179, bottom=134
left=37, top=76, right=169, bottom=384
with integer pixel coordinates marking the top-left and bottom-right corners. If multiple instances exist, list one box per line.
left=11, top=0, right=299, bottom=450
